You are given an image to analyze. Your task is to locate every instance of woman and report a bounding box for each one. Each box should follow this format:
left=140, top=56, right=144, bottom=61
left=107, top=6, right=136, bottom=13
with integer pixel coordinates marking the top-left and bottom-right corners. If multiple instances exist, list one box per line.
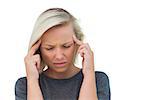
left=15, top=8, right=110, bottom=100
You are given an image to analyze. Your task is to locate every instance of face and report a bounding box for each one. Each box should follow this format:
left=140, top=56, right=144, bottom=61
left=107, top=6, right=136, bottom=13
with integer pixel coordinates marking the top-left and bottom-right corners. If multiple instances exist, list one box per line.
left=40, top=23, right=77, bottom=73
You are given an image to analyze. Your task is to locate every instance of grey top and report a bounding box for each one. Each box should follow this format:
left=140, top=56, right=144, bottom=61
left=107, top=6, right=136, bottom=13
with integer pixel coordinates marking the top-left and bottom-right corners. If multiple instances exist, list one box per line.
left=15, top=69, right=110, bottom=100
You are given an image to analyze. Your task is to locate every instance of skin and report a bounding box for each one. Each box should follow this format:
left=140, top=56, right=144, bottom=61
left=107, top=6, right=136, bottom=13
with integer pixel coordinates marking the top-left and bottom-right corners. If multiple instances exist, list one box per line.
left=24, top=39, right=43, bottom=100
left=24, top=22, right=98, bottom=100
left=40, top=23, right=80, bottom=79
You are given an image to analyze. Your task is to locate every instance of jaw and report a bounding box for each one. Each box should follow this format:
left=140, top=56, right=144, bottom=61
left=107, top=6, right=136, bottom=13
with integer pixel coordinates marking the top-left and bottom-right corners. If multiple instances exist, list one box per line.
left=43, top=63, right=79, bottom=79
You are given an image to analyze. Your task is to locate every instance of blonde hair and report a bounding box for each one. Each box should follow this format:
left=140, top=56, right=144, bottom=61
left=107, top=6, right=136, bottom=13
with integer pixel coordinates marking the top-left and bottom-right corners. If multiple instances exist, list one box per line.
left=28, top=8, right=84, bottom=69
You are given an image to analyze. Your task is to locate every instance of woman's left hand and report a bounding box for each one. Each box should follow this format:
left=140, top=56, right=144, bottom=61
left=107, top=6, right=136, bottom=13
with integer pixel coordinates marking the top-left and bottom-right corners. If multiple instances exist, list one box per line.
left=73, top=35, right=95, bottom=76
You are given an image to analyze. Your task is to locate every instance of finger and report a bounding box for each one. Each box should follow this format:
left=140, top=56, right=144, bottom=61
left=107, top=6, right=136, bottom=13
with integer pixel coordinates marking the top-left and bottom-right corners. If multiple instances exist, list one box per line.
left=77, top=45, right=87, bottom=54
left=72, top=34, right=83, bottom=46
left=78, top=48, right=86, bottom=57
left=28, top=39, right=41, bottom=56
left=78, top=46, right=93, bottom=58
left=36, top=57, right=41, bottom=72
left=79, top=50, right=84, bottom=57
left=33, top=54, right=41, bottom=70
left=34, top=55, right=42, bottom=73
left=84, top=43, right=92, bottom=52
left=77, top=43, right=92, bottom=54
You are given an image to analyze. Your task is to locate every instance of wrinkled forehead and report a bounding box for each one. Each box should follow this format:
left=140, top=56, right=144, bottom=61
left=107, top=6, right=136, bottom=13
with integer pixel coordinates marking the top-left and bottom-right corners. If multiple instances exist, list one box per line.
left=41, top=22, right=75, bottom=45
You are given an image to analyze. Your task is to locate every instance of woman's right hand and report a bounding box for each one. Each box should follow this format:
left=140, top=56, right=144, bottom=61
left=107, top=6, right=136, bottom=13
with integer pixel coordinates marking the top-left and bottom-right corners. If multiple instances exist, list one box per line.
left=24, top=39, right=42, bottom=80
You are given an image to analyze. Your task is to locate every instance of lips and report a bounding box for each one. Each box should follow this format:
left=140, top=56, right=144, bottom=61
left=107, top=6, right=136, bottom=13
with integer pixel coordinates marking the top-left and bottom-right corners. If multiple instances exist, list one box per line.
left=53, top=62, right=67, bottom=67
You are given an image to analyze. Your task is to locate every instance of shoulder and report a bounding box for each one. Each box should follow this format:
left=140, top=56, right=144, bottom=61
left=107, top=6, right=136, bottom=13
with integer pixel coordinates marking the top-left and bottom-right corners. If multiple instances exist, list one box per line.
left=95, top=71, right=110, bottom=86
left=95, top=71, right=111, bottom=99
left=95, top=71, right=110, bottom=82
left=95, top=71, right=110, bottom=91
left=15, top=77, right=27, bottom=88
left=15, top=77, right=27, bottom=98
left=95, top=71, right=110, bottom=88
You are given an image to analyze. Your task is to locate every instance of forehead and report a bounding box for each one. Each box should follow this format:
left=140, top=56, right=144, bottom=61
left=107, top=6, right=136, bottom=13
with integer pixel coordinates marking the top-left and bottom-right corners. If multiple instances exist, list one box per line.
left=41, top=23, right=75, bottom=44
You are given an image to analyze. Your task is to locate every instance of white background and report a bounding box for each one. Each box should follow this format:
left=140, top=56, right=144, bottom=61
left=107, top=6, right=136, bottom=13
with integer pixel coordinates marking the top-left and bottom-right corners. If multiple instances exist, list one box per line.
left=0, top=0, right=150, bottom=100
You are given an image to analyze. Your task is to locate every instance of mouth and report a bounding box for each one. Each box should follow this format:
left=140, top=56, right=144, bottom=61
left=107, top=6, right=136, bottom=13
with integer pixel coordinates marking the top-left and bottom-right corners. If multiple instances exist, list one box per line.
left=53, top=62, right=67, bottom=67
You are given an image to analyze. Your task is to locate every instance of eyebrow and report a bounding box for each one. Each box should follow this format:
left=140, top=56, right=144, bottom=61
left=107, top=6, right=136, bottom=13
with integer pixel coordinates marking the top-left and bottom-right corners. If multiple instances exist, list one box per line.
left=44, top=41, right=73, bottom=47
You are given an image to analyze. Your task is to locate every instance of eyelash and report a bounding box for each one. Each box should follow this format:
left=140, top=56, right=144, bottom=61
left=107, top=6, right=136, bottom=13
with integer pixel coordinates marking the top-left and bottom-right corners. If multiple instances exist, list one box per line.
left=46, top=48, right=53, bottom=50
left=64, top=45, right=71, bottom=48
left=46, top=45, right=71, bottom=50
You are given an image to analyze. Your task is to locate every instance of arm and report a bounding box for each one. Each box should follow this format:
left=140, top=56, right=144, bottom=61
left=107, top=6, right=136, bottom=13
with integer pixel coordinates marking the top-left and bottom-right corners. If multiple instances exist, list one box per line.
left=96, top=72, right=111, bottom=100
left=15, top=77, right=27, bottom=100
left=72, top=35, right=98, bottom=100
left=27, top=78, right=43, bottom=100
left=78, top=70, right=98, bottom=100
left=24, top=39, right=43, bottom=100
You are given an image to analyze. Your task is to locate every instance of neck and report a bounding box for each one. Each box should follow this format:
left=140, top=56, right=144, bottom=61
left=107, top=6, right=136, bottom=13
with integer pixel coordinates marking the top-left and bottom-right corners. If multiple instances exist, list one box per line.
left=43, top=65, right=81, bottom=79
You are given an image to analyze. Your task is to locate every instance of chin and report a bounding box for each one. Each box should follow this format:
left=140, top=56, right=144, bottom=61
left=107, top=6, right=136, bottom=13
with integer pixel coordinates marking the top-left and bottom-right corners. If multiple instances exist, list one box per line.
left=47, top=65, right=69, bottom=73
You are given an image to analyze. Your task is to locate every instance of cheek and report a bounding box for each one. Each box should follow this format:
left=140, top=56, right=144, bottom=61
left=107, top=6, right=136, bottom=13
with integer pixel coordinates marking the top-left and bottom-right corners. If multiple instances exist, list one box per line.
left=65, top=47, right=76, bottom=59
left=41, top=51, right=53, bottom=63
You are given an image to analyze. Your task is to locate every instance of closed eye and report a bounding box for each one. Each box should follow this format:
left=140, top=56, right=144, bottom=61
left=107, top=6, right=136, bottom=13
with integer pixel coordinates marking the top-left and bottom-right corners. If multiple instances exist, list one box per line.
left=46, top=47, right=53, bottom=50
left=63, top=45, right=72, bottom=48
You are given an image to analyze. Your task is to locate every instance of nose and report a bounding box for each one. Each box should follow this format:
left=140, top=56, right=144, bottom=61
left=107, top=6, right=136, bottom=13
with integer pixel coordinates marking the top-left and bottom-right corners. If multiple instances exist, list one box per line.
left=54, top=48, right=64, bottom=60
